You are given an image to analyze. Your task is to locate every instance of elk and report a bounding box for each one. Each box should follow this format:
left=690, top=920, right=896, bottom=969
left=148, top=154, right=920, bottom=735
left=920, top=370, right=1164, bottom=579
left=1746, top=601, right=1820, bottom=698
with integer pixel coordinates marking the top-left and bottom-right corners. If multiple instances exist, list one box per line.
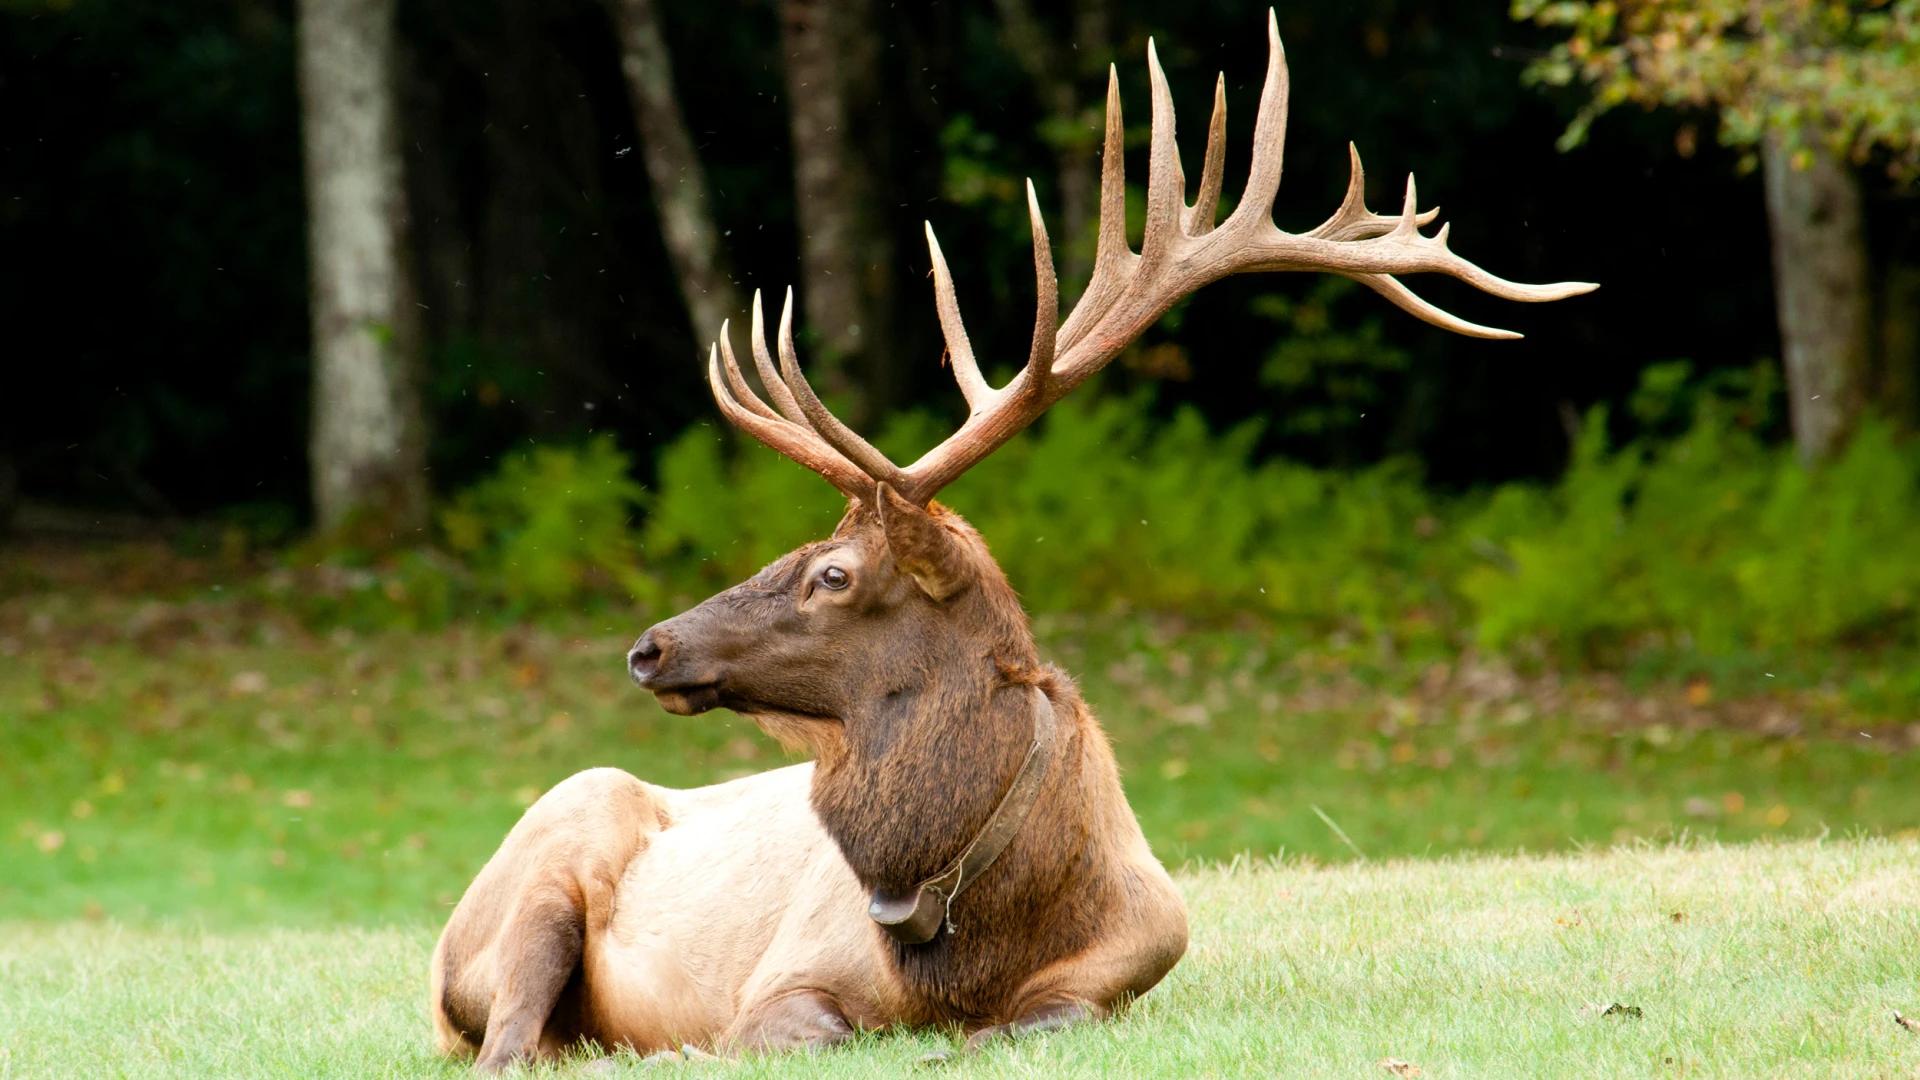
left=431, top=12, right=1593, bottom=1070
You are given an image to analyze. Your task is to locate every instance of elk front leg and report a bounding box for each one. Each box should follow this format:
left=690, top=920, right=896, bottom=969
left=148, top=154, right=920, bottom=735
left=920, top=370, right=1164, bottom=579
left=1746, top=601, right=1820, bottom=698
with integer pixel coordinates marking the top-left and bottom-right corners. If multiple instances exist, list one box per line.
left=434, top=768, right=665, bottom=1072
left=472, top=884, right=585, bottom=1073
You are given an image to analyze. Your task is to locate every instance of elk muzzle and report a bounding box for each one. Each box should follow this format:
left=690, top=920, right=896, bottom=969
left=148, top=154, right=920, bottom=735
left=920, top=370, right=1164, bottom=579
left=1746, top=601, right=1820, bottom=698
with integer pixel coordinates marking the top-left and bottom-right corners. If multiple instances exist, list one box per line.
left=627, top=624, right=722, bottom=716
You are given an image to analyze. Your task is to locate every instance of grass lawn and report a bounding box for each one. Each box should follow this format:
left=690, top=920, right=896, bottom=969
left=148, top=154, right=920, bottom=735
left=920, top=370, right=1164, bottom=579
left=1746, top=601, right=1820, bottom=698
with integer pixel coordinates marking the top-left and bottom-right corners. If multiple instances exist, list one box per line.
left=4, top=550, right=1919, bottom=1075
left=3, top=589, right=1917, bottom=924
left=3, top=841, right=1918, bottom=1078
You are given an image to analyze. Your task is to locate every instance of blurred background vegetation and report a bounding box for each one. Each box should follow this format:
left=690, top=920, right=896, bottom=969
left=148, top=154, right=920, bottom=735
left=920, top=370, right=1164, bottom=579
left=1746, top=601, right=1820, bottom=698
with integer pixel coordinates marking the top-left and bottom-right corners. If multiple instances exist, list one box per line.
left=3, top=0, right=1919, bottom=923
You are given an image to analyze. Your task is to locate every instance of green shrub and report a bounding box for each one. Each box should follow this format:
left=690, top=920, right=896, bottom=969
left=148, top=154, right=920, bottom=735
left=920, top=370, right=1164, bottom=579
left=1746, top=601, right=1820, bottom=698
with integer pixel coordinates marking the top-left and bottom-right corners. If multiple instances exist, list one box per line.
left=440, top=435, right=651, bottom=611
left=1740, top=422, right=1920, bottom=646
left=642, top=391, right=1452, bottom=634
left=1463, top=371, right=1920, bottom=655
left=640, top=422, right=843, bottom=592
left=292, top=364, right=1919, bottom=662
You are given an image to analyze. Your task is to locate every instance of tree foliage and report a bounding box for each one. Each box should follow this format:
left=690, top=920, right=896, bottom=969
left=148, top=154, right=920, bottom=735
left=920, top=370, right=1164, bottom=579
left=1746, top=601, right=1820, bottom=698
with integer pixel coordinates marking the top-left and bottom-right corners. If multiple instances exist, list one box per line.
left=1515, top=0, right=1920, bottom=178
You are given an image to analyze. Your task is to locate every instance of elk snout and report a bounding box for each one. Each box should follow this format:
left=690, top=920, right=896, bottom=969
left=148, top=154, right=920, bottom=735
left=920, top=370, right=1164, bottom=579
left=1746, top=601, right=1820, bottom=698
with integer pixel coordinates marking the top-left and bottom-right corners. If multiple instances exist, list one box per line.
left=628, top=625, right=723, bottom=714
left=627, top=630, right=666, bottom=687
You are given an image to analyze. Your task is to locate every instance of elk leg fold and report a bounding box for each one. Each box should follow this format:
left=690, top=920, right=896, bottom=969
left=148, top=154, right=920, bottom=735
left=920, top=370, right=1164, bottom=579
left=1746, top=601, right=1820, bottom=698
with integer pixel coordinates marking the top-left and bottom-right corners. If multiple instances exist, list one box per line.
left=727, top=987, right=859, bottom=1054
left=961, top=999, right=1099, bottom=1053
left=473, top=885, right=585, bottom=1073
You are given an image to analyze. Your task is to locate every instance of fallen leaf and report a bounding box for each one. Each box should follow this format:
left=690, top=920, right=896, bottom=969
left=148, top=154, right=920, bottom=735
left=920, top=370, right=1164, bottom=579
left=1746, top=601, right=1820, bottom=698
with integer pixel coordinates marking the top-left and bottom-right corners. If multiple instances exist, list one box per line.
left=1602, top=1003, right=1644, bottom=1020
left=1896, top=1011, right=1919, bottom=1035
left=1379, top=1058, right=1422, bottom=1077
left=1682, top=796, right=1718, bottom=818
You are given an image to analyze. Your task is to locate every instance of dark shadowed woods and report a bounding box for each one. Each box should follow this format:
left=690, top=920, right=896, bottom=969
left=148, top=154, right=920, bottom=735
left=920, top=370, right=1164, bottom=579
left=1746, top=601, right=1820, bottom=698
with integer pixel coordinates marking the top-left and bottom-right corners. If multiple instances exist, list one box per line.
left=12, top=0, right=1916, bottom=526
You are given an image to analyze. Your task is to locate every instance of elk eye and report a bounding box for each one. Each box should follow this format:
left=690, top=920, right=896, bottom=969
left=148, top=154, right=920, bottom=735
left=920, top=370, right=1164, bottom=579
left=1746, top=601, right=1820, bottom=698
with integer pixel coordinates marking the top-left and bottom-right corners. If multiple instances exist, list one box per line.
left=819, top=566, right=850, bottom=591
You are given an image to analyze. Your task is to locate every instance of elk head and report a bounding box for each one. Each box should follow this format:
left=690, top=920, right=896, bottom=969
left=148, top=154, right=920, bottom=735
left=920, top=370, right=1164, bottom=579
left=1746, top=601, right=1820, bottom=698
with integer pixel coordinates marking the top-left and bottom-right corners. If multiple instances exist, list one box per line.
left=629, top=484, right=1034, bottom=732
left=631, top=12, right=1595, bottom=744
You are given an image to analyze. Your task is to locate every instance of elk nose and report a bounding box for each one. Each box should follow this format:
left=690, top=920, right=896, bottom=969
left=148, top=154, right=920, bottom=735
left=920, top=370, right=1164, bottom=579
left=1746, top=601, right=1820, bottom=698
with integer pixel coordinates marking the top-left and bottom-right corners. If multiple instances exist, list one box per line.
left=627, top=631, right=665, bottom=686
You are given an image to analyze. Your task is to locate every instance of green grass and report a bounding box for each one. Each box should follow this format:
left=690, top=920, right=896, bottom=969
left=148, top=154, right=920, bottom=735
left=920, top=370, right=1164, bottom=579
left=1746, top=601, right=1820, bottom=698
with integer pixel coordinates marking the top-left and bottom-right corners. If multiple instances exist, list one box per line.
left=5, top=558, right=1920, bottom=1076
left=3, top=841, right=1917, bottom=1078
left=4, top=595, right=1918, bottom=924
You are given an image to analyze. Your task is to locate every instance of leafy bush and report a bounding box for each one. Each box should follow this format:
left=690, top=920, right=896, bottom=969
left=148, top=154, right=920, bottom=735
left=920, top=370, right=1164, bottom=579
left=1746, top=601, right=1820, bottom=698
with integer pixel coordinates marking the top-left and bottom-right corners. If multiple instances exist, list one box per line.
left=641, top=392, right=1455, bottom=635
left=641, top=374, right=1920, bottom=660
left=640, top=422, right=843, bottom=592
left=440, top=435, right=651, bottom=611
left=1463, top=382, right=1920, bottom=655
left=310, top=367, right=1919, bottom=663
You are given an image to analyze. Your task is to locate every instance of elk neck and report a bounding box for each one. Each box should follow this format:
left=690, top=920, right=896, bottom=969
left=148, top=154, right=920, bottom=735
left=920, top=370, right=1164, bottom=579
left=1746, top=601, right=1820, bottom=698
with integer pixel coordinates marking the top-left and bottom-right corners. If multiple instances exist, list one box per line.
left=808, top=631, right=1035, bottom=873
left=807, top=580, right=1090, bottom=887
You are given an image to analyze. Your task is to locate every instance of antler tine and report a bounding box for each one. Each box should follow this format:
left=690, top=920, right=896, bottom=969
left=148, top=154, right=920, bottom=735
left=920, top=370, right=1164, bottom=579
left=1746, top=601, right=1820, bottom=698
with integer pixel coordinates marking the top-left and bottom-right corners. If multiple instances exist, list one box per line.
left=747, top=289, right=810, bottom=426
left=1222, top=9, right=1289, bottom=233
left=1183, top=74, right=1228, bottom=238
left=1270, top=172, right=1597, bottom=307
left=1141, top=38, right=1184, bottom=263
left=925, top=223, right=992, bottom=414
left=1058, top=66, right=1137, bottom=356
left=771, top=288, right=909, bottom=487
left=705, top=345, right=871, bottom=498
left=1092, top=66, right=1131, bottom=273
left=715, top=319, right=781, bottom=422
left=1024, top=179, right=1058, bottom=387
left=1352, top=273, right=1522, bottom=340
left=1306, top=144, right=1440, bottom=241
left=1392, top=173, right=1420, bottom=237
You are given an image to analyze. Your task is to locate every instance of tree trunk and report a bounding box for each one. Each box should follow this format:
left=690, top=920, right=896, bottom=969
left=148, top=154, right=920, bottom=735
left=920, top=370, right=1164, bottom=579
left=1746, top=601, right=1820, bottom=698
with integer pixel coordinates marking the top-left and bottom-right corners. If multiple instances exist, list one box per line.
left=297, top=0, right=428, bottom=537
left=1874, top=253, right=1920, bottom=434
left=779, top=0, right=896, bottom=418
left=610, top=0, right=742, bottom=345
left=1761, top=132, right=1872, bottom=462
left=993, top=0, right=1108, bottom=293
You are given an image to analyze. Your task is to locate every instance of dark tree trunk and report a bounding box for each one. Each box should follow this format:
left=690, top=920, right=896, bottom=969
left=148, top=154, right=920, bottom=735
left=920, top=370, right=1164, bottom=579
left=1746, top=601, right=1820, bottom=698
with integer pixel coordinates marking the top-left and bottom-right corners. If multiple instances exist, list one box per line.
left=1761, top=132, right=1872, bottom=461
left=610, top=0, right=742, bottom=346
left=1874, top=247, right=1920, bottom=434
left=297, top=0, right=428, bottom=537
left=992, top=0, right=1108, bottom=294
left=779, top=0, right=897, bottom=418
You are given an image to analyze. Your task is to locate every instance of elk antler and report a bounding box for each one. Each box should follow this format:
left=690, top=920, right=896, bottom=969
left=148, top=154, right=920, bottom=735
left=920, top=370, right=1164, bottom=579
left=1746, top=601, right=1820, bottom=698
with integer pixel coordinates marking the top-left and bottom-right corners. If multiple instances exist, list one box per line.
left=706, top=9, right=1597, bottom=506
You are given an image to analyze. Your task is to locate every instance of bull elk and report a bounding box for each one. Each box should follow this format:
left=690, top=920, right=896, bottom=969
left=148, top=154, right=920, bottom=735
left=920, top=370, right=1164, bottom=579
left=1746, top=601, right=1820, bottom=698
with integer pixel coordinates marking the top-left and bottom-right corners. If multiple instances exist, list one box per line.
left=432, top=11, right=1594, bottom=1070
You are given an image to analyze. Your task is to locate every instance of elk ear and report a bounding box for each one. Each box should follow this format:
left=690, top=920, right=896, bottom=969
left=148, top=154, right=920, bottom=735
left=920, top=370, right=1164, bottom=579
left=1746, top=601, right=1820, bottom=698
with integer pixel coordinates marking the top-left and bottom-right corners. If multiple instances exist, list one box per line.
left=875, top=483, right=970, bottom=601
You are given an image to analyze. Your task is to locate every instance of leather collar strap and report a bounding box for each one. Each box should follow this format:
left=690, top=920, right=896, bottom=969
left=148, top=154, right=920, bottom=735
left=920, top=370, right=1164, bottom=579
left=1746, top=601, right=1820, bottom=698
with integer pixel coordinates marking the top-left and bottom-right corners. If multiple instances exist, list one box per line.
left=867, top=686, right=1058, bottom=945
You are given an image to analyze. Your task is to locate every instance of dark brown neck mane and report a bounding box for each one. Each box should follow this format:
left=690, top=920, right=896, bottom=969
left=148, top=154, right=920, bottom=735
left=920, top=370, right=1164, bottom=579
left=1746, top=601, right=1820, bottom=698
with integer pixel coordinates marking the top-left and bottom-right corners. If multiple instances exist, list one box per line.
left=801, top=572, right=1116, bottom=1015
